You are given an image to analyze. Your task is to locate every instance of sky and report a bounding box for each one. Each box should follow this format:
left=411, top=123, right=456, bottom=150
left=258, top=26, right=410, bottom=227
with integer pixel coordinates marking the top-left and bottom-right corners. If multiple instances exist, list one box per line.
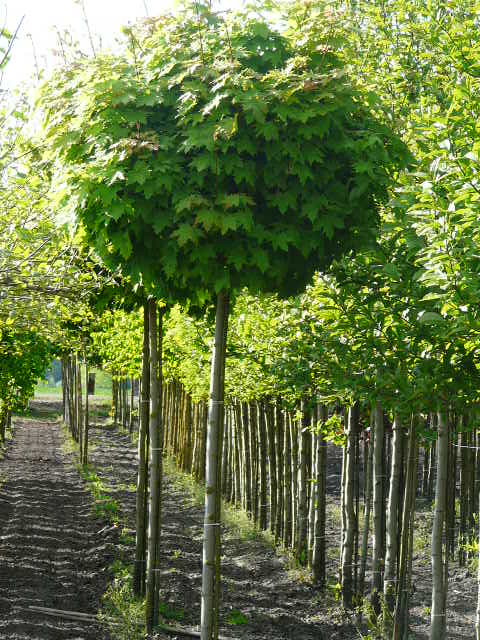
left=1, top=0, right=231, bottom=89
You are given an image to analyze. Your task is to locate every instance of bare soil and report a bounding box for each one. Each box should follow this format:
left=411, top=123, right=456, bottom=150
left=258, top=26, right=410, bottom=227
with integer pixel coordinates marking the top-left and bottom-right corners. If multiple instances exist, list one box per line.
left=1, top=400, right=477, bottom=640
left=0, top=408, right=116, bottom=639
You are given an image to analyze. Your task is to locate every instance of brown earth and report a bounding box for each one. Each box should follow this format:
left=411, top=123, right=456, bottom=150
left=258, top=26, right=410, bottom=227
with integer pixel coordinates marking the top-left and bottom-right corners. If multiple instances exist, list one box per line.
left=1, top=400, right=477, bottom=640
left=0, top=409, right=116, bottom=640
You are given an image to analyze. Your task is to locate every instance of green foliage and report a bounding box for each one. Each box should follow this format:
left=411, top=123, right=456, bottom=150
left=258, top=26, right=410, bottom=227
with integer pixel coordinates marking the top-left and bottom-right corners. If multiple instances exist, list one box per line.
left=226, top=609, right=248, bottom=625
left=0, top=329, right=52, bottom=431
left=79, top=464, right=119, bottom=521
left=101, top=560, right=145, bottom=640
left=38, top=0, right=407, bottom=306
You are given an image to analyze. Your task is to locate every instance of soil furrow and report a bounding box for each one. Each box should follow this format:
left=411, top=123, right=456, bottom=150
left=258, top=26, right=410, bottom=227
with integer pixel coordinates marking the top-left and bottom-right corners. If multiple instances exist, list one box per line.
left=0, top=417, right=113, bottom=640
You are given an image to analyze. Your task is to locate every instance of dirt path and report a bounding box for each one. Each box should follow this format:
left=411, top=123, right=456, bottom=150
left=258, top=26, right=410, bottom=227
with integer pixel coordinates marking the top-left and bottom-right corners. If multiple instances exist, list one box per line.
left=88, top=425, right=357, bottom=640
left=0, top=415, right=114, bottom=640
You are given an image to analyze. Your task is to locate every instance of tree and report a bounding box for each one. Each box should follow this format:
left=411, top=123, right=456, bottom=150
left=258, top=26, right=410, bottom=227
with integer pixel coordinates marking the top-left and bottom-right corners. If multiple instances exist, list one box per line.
left=38, top=3, right=408, bottom=637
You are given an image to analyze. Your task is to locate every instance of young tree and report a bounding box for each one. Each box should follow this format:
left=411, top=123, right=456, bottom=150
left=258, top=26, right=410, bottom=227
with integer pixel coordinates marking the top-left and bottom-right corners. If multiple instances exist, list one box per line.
left=38, top=3, right=408, bottom=637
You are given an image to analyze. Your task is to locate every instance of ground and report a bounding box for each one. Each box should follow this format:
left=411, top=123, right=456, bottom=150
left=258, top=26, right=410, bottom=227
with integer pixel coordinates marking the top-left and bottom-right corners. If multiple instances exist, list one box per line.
left=0, top=399, right=477, bottom=640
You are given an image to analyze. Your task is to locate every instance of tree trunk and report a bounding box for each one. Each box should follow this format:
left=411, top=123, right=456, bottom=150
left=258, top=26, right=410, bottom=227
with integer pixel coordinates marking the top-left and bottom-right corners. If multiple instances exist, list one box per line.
left=476, top=506, right=480, bottom=640
left=358, top=412, right=373, bottom=600
left=200, top=291, right=229, bottom=640
left=241, top=402, right=252, bottom=515
left=275, top=402, right=284, bottom=542
left=76, top=357, right=83, bottom=459
left=134, top=304, right=150, bottom=597
left=393, top=417, right=417, bottom=639
left=384, top=412, right=403, bottom=611
left=258, top=402, right=268, bottom=530
left=312, top=403, right=327, bottom=586
left=283, top=410, right=293, bottom=548
left=341, top=403, right=358, bottom=608
left=82, top=361, right=89, bottom=466
left=371, top=401, right=384, bottom=612
left=265, top=401, right=277, bottom=535
left=145, top=300, right=165, bottom=632
left=430, top=410, right=448, bottom=640
left=297, top=401, right=309, bottom=565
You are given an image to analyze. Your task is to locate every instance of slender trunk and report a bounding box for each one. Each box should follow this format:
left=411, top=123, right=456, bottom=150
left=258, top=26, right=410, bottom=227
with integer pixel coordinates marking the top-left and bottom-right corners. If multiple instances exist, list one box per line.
left=384, top=412, right=403, bottom=611
left=312, top=403, right=327, bottom=586
left=241, top=402, right=252, bottom=515
left=371, top=401, right=384, bottom=612
left=393, top=417, right=417, bottom=639
left=476, top=505, right=480, bottom=640
left=200, top=291, right=229, bottom=640
left=297, top=401, right=309, bottom=565
left=82, top=361, right=89, bottom=465
left=129, top=377, right=135, bottom=434
left=233, top=407, right=242, bottom=505
left=61, top=356, right=67, bottom=422
left=258, top=402, right=268, bottom=530
left=275, top=402, right=284, bottom=542
left=265, top=401, right=277, bottom=535
left=77, top=357, right=83, bottom=460
left=430, top=410, right=448, bottom=640
left=291, top=414, right=299, bottom=549
left=283, top=410, right=293, bottom=548
left=134, top=304, right=150, bottom=597
left=145, top=301, right=164, bottom=632
left=359, top=414, right=373, bottom=600
left=341, top=403, right=358, bottom=608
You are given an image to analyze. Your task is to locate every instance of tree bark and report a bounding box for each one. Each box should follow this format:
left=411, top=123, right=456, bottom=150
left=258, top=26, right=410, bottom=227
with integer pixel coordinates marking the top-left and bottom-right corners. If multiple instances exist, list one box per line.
left=265, top=401, right=277, bottom=535
left=200, top=291, right=229, bottom=640
left=384, top=412, right=403, bottom=611
left=82, top=360, right=89, bottom=466
left=392, top=417, right=416, bottom=638
left=134, top=304, right=150, bottom=597
left=430, top=410, right=448, bottom=640
left=312, top=403, right=327, bottom=586
left=145, top=300, right=165, bottom=632
left=341, top=403, right=358, bottom=608
left=371, top=401, right=384, bottom=612
left=358, top=412, right=373, bottom=600
left=296, top=401, right=309, bottom=565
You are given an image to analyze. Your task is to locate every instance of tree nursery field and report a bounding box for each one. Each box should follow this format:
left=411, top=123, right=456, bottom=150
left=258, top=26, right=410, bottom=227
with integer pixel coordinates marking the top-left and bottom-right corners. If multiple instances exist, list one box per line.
left=1, top=2, right=480, bottom=640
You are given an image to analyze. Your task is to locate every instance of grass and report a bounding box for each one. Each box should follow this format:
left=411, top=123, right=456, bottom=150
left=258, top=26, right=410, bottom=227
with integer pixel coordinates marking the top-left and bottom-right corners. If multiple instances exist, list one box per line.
left=79, top=464, right=120, bottom=521
left=35, top=367, right=113, bottom=399
left=101, top=560, right=146, bottom=640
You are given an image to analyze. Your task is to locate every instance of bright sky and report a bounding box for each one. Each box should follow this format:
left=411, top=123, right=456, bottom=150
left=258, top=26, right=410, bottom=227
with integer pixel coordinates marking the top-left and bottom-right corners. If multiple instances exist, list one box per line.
left=2, top=0, right=233, bottom=89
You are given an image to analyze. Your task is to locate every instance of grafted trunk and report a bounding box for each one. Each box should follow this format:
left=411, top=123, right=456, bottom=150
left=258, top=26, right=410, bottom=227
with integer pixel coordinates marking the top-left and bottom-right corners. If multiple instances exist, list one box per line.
left=384, top=412, right=403, bottom=611
left=430, top=410, right=448, bottom=640
left=200, top=291, right=229, bottom=640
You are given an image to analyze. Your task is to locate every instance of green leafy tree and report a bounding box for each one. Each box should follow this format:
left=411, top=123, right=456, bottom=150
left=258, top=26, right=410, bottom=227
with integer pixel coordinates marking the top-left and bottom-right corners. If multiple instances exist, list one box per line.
left=37, top=3, right=408, bottom=637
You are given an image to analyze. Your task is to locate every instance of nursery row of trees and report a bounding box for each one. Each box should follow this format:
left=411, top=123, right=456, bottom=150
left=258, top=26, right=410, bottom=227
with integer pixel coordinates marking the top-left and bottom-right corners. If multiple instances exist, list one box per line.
left=2, top=0, right=480, bottom=639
